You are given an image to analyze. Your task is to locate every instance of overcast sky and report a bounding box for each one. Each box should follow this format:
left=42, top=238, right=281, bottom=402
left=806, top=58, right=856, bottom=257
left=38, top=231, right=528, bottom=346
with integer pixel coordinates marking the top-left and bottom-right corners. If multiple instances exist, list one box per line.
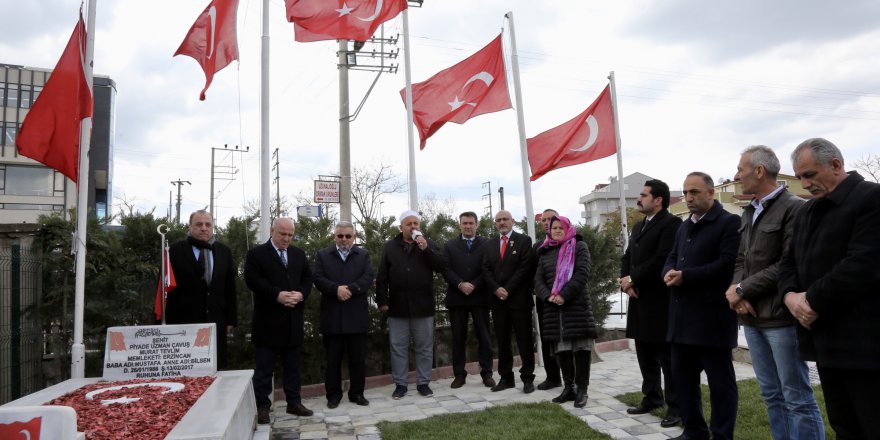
left=4, top=0, right=880, bottom=229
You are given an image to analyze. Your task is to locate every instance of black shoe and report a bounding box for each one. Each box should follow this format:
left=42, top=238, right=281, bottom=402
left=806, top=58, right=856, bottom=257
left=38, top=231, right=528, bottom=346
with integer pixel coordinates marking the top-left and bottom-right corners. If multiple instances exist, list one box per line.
left=257, top=406, right=270, bottom=424
left=327, top=398, right=340, bottom=409
left=491, top=379, right=515, bottom=392
left=450, top=376, right=466, bottom=389
left=349, top=395, right=370, bottom=406
left=660, top=415, right=682, bottom=428
left=574, top=389, right=588, bottom=408
left=286, top=403, right=313, bottom=417
left=481, top=373, right=496, bottom=388
left=626, top=403, right=659, bottom=415
left=392, top=384, right=407, bottom=400
left=522, top=381, right=535, bottom=394
left=551, top=386, right=576, bottom=403
left=536, top=380, right=561, bottom=391
left=417, top=384, right=434, bottom=397
left=669, top=434, right=710, bottom=440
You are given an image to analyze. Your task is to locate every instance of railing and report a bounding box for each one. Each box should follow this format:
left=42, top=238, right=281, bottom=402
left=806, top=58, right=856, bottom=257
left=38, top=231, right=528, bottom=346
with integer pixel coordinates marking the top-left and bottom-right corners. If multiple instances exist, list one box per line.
left=0, top=244, right=43, bottom=404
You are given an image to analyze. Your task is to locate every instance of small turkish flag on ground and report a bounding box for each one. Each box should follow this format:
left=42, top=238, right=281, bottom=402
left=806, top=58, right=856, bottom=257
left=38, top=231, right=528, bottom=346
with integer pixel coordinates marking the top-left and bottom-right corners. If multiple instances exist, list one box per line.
left=15, top=13, right=92, bottom=183
left=108, top=332, right=126, bottom=351
left=194, top=327, right=213, bottom=347
left=286, top=0, right=407, bottom=43
left=174, top=0, right=240, bottom=100
left=154, top=247, right=177, bottom=321
left=0, top=417, right=41, bottom=440
left=401, top=33, right=511, bottom=149
left=527, top=85, right=616, bottom=181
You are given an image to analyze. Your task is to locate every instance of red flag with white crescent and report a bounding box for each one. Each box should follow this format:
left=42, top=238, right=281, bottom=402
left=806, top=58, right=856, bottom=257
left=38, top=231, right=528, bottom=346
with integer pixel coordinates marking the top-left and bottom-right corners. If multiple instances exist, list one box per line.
left=0, top=417, right=41, bottom=440
left=154, top=247, right=177, bottom=321
left=286, top=0, right=408, bottom=42
left=527, top=85, right=616, bottom=180
left=174, top=0, right=239, bottom=100
left=401, top=33, right=512, bottom=149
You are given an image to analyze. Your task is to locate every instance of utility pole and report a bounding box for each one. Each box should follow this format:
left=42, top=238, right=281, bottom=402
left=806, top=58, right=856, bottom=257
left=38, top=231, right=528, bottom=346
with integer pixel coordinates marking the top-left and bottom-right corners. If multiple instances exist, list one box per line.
left=272, top=148, right=281, bottom=218
left=168, top=191, right=172, bottom=220
left=171, top=179, right=191, bottom=224
left=482, top=181, right=493, bottom=215
left=498, top=186, right=505, bottom=210
left=209, top=144, right=249, bottom=217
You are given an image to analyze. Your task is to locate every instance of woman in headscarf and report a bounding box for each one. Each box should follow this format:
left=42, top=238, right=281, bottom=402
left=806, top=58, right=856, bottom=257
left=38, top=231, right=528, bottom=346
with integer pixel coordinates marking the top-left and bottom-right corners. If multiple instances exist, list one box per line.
left=535, top=215, right=596, bottom=408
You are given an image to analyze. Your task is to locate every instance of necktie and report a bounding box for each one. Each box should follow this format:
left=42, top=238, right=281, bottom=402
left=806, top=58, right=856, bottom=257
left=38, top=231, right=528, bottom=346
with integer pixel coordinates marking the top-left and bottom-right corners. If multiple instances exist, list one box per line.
left=279, top=249, right=288, bottom=268
left=200, top=248, right=212, bottom=283
left=466, top=239, right=473, bottom=251
left=501, top=235, right=508, bottom=259
left=340, top=249, right=349, bottom=261
left=641, top=220, right=649, bottom=233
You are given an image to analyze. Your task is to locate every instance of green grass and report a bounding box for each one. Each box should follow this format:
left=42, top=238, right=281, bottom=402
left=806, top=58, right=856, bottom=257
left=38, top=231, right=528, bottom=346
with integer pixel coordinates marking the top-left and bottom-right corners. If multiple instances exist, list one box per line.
left=377, top=402, right=614, bottom=440
left=616, top=378, right=835, bottom=439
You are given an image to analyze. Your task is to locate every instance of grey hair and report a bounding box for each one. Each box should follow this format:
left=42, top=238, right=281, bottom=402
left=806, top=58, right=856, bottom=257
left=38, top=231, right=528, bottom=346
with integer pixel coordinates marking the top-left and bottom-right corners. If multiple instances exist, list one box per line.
left=189, top=209, right=213, bottom=224
left=791, top=138, right=844, bottom=167
left=272, top=217, right=295, bottom=228
left=743, top=145, right=781, bottom=178
left=335, top=221, right=355, bottom=230
left=686, top=171, right=714, bottom=189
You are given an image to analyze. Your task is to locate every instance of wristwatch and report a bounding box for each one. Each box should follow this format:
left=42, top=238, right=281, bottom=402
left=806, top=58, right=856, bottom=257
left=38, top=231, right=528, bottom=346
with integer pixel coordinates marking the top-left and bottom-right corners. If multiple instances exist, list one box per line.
left=735, top=284, right=744, bottom=297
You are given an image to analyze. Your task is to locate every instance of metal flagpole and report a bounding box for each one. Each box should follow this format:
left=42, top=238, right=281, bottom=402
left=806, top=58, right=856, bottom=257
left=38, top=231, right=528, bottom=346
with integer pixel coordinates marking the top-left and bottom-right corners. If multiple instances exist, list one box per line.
left=71, top=0, right=97, bottom=379
left=157, top=224, right=169, bottom=325
left=339, top=40, right=352, bottom=222
left=401, top=9, right=419, bottom=210
left=504, top=10, right=543, bottom=367
left=608, top=71, right=628, bottom=249
left=259, top=0, right=271, bottom=241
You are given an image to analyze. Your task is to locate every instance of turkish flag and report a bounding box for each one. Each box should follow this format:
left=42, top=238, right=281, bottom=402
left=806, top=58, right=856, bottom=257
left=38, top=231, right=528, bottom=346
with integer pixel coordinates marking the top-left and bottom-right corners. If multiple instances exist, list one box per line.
left=402, top=33, right=511, bottom=149
left=15, top=14, right=92, bottom=184
left=0, top=417, right=41, bottom=440
left=193, top=327, right=212, bottom=347
left=154, top=246, right=177, bottom=321
left=108, top=331, right=126, bottom=351
left=286, top=0, right=407, bottom=43
left=174, top=0, right=240, bottom=101
left=527, top=85, right=616, bottom=181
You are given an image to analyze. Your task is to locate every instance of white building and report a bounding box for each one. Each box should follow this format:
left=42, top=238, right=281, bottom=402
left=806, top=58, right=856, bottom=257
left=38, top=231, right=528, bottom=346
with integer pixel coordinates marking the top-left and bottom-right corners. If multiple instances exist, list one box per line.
left=579, top=172, right=682, bottom=228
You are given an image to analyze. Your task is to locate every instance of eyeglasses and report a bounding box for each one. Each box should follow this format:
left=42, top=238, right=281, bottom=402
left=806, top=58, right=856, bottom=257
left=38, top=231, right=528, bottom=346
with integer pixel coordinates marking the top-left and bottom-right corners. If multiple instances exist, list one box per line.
left=336, top=234, right=353, bottom=239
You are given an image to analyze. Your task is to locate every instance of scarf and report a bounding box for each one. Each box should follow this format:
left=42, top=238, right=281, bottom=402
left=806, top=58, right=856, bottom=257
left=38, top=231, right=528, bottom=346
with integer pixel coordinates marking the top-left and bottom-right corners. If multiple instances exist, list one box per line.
left=187, top=234, right=215, bottom=250
left=539, top=215, right=577, bottom=296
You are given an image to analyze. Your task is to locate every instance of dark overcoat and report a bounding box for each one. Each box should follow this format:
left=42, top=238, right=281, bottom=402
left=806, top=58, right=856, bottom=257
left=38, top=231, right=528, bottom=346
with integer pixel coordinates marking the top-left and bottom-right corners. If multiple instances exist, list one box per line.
left=442, top=235, right=489, bottom=309
left=534, top=239, right=597, bottom=342
left=166, top=239, right=238, bottom=329
left=313, top=245, right=374, bottom=335
left=482, top=231, right=536, bottom=310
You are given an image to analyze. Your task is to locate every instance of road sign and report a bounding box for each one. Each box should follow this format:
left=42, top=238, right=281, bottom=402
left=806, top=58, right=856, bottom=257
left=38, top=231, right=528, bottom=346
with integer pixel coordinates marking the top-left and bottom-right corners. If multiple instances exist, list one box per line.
left=297, top=205, right=323, bottom=218
left=314, top=180, right=340, bottom=203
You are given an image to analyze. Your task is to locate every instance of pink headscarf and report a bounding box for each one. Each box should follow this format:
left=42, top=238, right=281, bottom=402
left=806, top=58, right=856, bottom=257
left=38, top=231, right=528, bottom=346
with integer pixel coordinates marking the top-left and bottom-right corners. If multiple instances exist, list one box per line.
left=539, top=215, right=577, bottom=296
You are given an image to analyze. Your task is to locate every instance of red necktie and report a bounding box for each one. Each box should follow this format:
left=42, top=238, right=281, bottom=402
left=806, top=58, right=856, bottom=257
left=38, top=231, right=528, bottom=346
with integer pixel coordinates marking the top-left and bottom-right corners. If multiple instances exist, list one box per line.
left=501, top=235, right=508, bottom=259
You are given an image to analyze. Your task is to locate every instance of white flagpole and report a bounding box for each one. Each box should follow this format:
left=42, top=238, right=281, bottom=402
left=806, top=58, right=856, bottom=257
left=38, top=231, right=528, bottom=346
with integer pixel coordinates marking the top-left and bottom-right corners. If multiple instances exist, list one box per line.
left=71, top=0, right=97, bottom=379
left=609, top=71, right=628, bottom=249
left=505, top=11, right=542, bottom=367
left=401, top=9, right=418, bottom=210
left=259, top=0, right=271, bottom=240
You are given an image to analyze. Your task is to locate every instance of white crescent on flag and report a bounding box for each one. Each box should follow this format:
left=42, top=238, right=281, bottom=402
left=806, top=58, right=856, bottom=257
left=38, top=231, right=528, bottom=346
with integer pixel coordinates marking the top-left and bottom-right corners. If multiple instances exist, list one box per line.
left=206, top=6, right=217, bottom=59
left=569, top=115, right=599, bottom=151
left=20, top=430, right=32, bottom=440
left=357, top=0, right=384, bottom=21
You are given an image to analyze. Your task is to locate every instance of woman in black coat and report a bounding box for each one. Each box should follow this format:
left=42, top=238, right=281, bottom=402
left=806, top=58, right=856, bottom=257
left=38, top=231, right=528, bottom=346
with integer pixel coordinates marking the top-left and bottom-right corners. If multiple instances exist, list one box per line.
left=535, top=215, right=596, bottom=408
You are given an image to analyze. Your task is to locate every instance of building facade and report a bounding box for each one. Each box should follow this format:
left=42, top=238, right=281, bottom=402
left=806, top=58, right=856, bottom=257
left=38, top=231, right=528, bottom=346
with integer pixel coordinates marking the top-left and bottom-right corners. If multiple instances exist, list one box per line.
left=669, top=174, right=808, bottom=219
left=579, top=172, right=682, bottom=229
left=1, top=63, right=115, bottom=223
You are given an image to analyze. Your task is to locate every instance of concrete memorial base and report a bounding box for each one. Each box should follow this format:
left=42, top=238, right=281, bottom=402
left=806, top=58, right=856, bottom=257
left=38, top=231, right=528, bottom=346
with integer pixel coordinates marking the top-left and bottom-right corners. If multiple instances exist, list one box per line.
left=2, top=370, right=257, bottom=440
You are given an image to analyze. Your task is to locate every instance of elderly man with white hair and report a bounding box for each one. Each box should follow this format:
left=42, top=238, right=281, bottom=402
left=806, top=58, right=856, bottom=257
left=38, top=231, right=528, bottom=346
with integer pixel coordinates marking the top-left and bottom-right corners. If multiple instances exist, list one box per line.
left=376, top=210, right=446, bottom=400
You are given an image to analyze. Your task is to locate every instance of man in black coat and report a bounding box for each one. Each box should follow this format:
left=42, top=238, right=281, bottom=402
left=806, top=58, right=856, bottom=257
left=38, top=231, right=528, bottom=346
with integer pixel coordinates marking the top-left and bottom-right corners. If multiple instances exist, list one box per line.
left=662, top=172, right=740, bottom=440
left=442, top=211, right=494, bottom=389
left=779, top=138, right=880, bottom=439
left=483, top=209, right=537, bottom=393
left=313, top=221, right=374, bottom=408
left=244, top=218, right=314, bottom=424
left=620, top=180, right=682, bottom=427
left=166, top=210, right=237, bottom=369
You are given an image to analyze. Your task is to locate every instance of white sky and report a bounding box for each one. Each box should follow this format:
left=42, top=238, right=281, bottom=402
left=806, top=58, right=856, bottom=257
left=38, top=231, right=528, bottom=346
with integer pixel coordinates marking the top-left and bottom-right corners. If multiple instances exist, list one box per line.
left=3, top=0, right=880, bottom=228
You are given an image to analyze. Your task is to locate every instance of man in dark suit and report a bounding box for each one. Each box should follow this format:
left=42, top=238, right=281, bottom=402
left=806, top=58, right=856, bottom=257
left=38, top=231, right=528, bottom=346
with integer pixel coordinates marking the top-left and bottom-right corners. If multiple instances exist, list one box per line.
left=779, top=138, right=880, bottom=439
left=620, top=180, right=682, bottom=428
left=483, top=209, right=536, bottom=393
left=313, top=221, right=374, bottom=408
left=533, top=208, right=562, bottom=391
left=166, top=209, right=237, bottom=369
left=662, top=172, right=740, bottom=440
left=244, top=218, right=313, bottom=424
left=442, top=211, right=495, bottom=389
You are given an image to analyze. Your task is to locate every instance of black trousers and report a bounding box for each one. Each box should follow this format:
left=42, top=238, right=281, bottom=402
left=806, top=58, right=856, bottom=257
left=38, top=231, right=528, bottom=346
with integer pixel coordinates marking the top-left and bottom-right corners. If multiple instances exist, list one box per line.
left=491, top=306, right=535, bottom=382
left=253, top=345, right=301, bottom=408
left=817, top=366, right=880, bottom=439
left=323, top=333, right=366, bottom=401
left=671, top=343, right=738, bottom=440
left=634, top=339, right=678, bottom=416
left=535, top=299, right=560, bottom=383
left=449, top=306, right=493, bottom=377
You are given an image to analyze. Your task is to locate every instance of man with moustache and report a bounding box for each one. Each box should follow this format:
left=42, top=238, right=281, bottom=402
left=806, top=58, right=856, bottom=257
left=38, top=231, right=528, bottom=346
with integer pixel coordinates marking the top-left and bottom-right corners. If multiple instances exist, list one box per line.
left=442, top=211, right=495, bottom=388
left=663, top=172, right=740, bottom=440
left=376, top=210, right=445, bottom=400
left=483, top=209, right=537, bottom=393
left=621, top=180, right=682, bottom=428
left=726, top=146, right=823, bottom=440
left=534, top=208, right=562, bottom=391
left=779, top=138, right=880, bottom=439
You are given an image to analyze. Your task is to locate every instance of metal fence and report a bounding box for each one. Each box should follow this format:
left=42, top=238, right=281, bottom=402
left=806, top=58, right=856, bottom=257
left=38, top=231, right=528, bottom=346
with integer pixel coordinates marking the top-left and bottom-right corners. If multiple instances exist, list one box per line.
left=0, top=244, right=42, bottom=405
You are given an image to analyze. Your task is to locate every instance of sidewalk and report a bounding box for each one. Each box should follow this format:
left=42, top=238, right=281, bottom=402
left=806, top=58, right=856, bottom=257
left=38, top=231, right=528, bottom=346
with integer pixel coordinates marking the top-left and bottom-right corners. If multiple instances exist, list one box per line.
left=262, top=346, right=759, bottom=440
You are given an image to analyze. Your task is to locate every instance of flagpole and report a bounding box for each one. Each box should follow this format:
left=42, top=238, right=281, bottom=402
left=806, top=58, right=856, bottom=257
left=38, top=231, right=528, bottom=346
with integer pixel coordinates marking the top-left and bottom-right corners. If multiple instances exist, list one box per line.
left=609, top=71, right=628, bottom=249
left=505, top=10, right=542, bottom=367
left=401, top=9, right=418, bottom=211
left=71, top=0, right=97, bottom=380
left=259, top=0, right=271, bottom=240
left=339, top=40, right=352, bottom=222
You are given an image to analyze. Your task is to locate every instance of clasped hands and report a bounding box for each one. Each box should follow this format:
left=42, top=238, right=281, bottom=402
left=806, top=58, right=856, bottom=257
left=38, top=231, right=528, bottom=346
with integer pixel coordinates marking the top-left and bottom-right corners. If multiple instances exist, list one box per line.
left=277, top=290, right=304, bottom=307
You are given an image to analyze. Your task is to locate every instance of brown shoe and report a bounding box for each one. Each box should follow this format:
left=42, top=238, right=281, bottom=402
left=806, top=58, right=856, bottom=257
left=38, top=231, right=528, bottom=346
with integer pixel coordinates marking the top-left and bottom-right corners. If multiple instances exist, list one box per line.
left=481, top=373, right=496, bottom=388
left=257, top=407, right=270, bottom=424
left=286, top=403, right=313, bottom=417
left=450, top=376, right=466, bottom=389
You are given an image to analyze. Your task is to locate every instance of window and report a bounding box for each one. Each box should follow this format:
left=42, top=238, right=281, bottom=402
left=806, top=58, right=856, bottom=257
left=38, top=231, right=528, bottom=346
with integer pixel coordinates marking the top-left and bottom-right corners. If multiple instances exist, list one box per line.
left=20, top=87, right=32, bottom=109
left=6, top=84, right=18, bottom=108
left=3, top=123, right=16, bottom=146
left=1, top=83, right=5, bottom=107
left=32, top=85, right=42, bottom=104
left=4, top=166, right=54, bottom=196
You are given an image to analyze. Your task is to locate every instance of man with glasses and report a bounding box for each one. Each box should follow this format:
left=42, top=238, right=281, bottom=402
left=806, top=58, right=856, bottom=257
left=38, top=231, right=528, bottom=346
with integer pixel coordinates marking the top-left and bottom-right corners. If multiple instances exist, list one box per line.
left=483, top=210, right=537, bottom=393
left=314, top=221, right=374, bottom=408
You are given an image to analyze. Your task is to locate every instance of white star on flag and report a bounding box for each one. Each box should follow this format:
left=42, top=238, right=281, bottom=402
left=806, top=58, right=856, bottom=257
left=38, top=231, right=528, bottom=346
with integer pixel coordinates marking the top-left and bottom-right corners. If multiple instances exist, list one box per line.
left=336, top=2, right=354, bottom=16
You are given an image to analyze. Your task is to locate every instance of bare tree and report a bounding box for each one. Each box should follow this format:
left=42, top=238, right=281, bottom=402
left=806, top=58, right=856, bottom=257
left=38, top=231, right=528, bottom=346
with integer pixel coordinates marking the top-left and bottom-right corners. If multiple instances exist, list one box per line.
left=418, top=192, right=457, bottom=221
left=351, top=162, right=406, bottom=222
left=853, top=154, right=880, bottom=183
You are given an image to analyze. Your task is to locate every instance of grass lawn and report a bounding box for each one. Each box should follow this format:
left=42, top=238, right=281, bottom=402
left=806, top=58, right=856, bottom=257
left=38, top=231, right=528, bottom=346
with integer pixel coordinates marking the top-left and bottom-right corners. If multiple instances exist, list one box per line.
left=377, top=402, right=614, bottom=440
left=616, top=378, right=835, bottom=439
